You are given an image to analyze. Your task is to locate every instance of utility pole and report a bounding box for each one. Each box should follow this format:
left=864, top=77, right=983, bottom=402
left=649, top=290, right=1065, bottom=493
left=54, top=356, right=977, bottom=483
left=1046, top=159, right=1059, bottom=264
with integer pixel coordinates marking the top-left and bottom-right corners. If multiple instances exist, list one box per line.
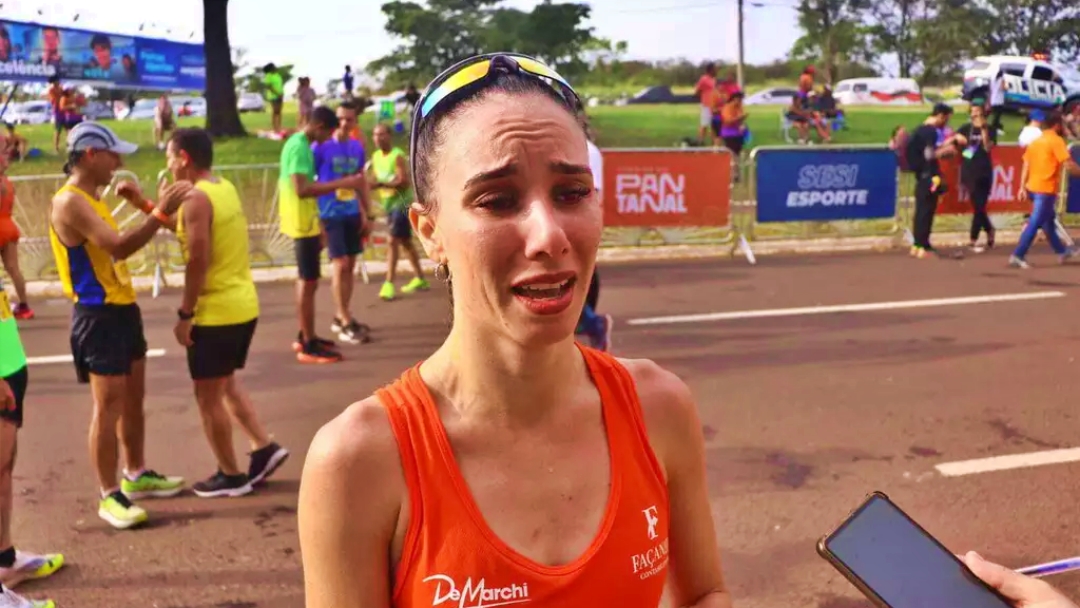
left=736, top=0, right=745, bottom=90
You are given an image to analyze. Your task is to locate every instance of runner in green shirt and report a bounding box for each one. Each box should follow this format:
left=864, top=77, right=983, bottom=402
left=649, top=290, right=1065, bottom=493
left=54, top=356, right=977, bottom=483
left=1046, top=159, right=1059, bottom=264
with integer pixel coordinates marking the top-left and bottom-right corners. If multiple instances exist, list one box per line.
left=278, top=106, right=366, bottom=363
left=367, top=123, right=429, bottom=301
left=262, top=63, right=285, bottom=133
left=0, top=278, right=64, bottom=605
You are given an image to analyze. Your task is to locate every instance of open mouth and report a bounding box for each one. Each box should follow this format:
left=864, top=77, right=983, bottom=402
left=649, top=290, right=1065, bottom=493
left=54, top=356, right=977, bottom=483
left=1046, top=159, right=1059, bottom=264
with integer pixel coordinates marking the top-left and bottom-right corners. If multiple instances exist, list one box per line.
left=511, top=277, right=576, bottom=300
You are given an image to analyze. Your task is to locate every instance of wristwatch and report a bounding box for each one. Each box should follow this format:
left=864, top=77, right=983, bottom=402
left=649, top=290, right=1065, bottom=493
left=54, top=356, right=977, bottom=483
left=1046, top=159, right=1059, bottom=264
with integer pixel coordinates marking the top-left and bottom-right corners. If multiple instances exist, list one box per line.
left=177, top=308, right=195, bottom=321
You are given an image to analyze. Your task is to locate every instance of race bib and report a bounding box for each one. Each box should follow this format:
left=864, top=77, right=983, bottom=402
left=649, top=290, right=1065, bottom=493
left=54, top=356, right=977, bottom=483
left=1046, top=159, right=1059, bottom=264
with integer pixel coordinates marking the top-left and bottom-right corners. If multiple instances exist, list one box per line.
left=335, top=188, right=355, bottom=202
left=0, top=291, right=11, bottom=321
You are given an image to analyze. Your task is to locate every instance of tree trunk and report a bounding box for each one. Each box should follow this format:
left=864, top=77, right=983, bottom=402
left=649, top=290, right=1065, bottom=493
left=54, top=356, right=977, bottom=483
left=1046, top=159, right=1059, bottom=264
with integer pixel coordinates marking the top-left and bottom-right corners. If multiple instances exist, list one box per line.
left=203, top=0, right=246, bottom=137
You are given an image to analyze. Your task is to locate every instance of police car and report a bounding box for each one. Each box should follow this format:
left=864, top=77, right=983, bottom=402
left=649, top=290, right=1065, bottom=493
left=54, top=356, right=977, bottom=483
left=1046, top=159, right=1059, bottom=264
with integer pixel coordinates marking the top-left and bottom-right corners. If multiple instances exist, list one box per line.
left=962, top=54, right=1080, bottom=114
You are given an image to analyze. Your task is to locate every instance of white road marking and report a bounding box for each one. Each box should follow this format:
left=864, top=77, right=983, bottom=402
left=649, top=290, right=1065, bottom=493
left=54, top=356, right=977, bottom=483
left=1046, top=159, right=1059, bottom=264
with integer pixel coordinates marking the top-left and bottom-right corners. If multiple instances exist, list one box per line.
left=935, top=448, right=1080, bottom=477
left=27, top=348, right=167, bottom=366
left=626, top=291, right=1067, bottom=326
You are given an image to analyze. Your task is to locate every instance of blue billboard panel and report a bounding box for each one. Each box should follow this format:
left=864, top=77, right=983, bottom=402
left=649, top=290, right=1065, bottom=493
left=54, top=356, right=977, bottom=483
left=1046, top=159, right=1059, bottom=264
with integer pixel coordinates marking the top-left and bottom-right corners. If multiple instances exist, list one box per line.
left=0, top=19, right=205, bottom=90
left=755, top=148, right=899, bottom=223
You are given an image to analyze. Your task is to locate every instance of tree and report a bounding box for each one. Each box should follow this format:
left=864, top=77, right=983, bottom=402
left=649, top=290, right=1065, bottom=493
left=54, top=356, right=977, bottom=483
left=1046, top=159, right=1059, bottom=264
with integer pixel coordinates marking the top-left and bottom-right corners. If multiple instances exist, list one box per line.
left=791, top=0, right=871, bottom=84
left=861, top=0, right=928, bottom=77
left=978, top=0, right=1080, bottom=62
left=368, top=0, right=597, bottom=87
left=203, top=0, right=245, bottom=137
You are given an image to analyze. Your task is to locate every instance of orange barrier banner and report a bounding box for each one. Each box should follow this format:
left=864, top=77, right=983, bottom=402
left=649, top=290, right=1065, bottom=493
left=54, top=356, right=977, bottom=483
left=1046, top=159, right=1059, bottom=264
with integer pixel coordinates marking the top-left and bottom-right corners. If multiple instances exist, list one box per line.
left=602, top=149, right=731, bottom=228
left=936, top=145, right=1030, bottom=215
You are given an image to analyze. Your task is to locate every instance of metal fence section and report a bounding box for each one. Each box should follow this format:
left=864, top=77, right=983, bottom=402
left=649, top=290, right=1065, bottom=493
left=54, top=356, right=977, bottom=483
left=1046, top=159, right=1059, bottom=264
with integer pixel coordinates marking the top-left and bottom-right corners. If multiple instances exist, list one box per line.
left=5, top=143, right=1080, bottom=287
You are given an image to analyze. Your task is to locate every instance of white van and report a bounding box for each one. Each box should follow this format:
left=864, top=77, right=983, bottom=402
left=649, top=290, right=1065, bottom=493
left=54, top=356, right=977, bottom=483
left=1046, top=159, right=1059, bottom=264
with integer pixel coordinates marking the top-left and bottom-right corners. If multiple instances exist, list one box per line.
left=832, top=77, right=925, bottom=106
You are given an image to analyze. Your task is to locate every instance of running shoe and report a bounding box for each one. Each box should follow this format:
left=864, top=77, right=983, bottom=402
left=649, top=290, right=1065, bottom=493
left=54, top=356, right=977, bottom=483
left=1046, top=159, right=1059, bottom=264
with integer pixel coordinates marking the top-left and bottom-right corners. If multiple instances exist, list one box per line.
left=291, top=331, right=337, bottom=353
left=331, top=318, right=371, bottom=345
left=1059, top=248, right=1080, bottom=264
left=192, top=471, right=254, bottom=498
left=400, top=277, right=430, bottom=294
left=1009, top=255, right=1031, bottom=269
left=379, top=281, right=396, bottom=301
left=98, top=490, right=148, bottom=530
left=0, top=551, right=65, bottom=589
left=10, top=305, right=32, bottom=321
left=0, top=586, right=55, bottom=608
left=121, top=469, right=185, bottom=499
left=297, top=340, right=343, bottom=364
left=248, top=442, right=290, bottom=486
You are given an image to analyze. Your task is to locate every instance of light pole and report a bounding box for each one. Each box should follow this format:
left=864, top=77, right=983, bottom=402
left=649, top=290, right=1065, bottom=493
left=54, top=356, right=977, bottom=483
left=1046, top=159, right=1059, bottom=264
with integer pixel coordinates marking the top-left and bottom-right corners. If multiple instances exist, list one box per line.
left=736, top=0, right=745, bottom=89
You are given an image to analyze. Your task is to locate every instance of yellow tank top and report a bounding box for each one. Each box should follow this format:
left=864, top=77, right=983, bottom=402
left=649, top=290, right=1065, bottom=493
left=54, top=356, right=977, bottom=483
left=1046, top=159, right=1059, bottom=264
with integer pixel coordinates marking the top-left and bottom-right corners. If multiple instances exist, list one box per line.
left=48, top=184, right=137, bottom=306
left=176, top=178, right=259, bottom=326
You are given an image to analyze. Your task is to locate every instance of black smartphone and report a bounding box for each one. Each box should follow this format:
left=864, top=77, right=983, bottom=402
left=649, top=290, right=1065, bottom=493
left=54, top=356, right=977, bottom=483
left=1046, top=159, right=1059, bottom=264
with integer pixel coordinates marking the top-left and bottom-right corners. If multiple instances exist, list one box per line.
left=817, top=491, right=1014, bottom=608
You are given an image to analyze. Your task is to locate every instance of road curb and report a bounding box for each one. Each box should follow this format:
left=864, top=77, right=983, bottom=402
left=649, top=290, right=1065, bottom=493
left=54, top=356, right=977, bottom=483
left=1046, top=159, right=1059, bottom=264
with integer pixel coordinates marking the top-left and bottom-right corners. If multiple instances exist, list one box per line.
left=18, top=228, right=1030, bottom=299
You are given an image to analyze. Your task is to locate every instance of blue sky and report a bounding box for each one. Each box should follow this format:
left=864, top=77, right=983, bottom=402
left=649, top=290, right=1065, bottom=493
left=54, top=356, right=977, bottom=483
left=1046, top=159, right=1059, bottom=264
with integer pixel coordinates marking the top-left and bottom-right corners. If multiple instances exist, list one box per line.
left=2, top=0, right=802, bottom=92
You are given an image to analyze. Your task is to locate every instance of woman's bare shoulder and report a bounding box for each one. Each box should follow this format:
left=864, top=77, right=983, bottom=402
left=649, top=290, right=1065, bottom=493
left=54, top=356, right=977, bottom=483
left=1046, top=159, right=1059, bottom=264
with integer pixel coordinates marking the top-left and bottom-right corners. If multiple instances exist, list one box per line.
left=303, top=395, right=404, bottom=491
left=615, top=357, right=703, bottom=469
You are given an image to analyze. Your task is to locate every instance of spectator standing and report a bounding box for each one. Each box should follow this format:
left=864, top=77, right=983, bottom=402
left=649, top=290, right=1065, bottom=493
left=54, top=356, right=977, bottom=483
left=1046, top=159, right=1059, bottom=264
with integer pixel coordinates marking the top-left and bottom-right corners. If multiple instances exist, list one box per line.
left=262, top=64, right=284, bottom=133
left=694, top=63, right=718, bottom=146
left=1019, top=110, right=1045, bottom=148
left=296, top=77, right=317, bottom=128
left=954, top=103, right=997, bottom=252
left=904, top=103, right=957, bottom=258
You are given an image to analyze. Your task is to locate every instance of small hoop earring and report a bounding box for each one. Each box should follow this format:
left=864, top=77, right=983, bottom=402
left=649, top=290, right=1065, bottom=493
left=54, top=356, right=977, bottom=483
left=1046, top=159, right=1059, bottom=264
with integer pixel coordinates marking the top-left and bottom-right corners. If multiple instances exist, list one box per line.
left=435, top=262, right=451, bottom=282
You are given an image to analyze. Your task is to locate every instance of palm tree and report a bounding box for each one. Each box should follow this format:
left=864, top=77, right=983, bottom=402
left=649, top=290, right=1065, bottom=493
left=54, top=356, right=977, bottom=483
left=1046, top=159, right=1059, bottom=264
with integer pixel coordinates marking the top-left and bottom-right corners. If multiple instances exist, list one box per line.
left=203, top=0, right=245, bottom=137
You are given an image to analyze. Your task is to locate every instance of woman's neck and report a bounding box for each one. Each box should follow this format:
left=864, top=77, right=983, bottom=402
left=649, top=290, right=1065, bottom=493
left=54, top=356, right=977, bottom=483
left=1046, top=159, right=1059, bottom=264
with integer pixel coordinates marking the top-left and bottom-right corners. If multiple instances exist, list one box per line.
left=68, top=173, right=105, bottom=197
left=422, top=321, right=585, bottom=426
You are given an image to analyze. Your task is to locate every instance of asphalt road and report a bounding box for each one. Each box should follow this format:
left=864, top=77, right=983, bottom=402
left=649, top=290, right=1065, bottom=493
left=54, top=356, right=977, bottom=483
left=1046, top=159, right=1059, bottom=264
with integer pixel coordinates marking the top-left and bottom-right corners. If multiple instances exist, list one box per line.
left=10, top=246, right=1080, bottom=607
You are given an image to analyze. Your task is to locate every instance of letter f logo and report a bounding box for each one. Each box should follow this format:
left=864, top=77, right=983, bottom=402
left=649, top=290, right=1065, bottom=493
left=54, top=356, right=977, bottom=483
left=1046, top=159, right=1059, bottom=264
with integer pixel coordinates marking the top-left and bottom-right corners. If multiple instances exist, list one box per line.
left=643, top=506, right=659, bottom=540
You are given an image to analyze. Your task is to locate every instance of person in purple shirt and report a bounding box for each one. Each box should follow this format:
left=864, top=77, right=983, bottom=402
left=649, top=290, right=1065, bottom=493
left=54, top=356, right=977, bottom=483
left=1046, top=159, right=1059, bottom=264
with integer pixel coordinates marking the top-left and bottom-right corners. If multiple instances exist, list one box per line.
left=312, top=101, right=371, bottom=345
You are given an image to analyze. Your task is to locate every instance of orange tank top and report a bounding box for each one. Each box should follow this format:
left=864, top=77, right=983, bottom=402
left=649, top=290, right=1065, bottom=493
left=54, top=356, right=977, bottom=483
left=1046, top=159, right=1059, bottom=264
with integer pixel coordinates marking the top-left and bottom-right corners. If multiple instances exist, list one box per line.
left=377, top=346, right=671, bottom=608
left=0, top=176, right=13, bottom=217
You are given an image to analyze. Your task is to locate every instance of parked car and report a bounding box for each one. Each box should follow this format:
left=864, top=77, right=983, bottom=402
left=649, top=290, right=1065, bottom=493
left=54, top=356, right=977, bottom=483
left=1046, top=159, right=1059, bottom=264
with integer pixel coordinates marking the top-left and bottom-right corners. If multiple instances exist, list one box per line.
left=743, top=87, right=799, bottom=106
left=238, top=92, right=265, bottom=112
left=962, top=54, right=1080, bottom=114
left=832, top=77, right=925, bottom=105
left=2, top=101, right=52, bottom=125
left=82, top=101, right=115, bottom=121
left=623, top=86, right=697, bottom=105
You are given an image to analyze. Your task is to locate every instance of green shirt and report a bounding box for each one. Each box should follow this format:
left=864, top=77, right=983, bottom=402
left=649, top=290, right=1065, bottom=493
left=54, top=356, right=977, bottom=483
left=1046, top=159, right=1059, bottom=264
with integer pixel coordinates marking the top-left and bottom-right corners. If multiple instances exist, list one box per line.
left=278, top=132, right=320, bottom=238
left=369, top=147, right=412, bottom=213
left=0, top=280, right=26, bottom=378
left=263, top=73, right=284, bottom=101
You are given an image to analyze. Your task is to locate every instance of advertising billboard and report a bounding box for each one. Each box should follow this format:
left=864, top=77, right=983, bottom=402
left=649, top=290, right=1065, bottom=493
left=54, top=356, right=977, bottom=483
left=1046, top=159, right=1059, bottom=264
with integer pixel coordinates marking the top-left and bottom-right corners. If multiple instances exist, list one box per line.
left=0, top=18, right=205, bottom=90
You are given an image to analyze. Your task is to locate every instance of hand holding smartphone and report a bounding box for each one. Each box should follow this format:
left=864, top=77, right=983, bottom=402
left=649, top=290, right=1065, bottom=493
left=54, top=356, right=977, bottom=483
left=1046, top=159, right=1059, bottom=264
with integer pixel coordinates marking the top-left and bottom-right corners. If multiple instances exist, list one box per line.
left=817, top=492, right=1014, bottom=608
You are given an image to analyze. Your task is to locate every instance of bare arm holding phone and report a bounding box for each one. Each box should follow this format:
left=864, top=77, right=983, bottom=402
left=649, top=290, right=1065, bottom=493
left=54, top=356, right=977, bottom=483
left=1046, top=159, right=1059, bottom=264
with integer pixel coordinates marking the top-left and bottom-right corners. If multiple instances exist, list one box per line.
left=964, top=552, right=1078, bottom=608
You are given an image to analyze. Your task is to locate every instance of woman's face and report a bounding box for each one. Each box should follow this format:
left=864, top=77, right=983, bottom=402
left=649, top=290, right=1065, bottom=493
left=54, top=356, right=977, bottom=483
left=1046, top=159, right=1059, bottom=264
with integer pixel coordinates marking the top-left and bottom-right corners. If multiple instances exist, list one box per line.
left=415, top=91, right=602, bottom=346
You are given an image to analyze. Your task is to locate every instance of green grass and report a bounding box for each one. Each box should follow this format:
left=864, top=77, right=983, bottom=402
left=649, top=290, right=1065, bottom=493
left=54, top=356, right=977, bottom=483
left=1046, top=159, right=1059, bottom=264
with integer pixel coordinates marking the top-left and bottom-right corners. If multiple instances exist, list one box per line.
left=8, top=101, right=1025, bottom=180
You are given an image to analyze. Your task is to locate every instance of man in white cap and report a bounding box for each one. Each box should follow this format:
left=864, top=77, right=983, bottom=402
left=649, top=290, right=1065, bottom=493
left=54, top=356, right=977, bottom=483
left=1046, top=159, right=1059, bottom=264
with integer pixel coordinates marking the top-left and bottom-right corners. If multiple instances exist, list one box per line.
left=47, top=121, right=190, bottom=530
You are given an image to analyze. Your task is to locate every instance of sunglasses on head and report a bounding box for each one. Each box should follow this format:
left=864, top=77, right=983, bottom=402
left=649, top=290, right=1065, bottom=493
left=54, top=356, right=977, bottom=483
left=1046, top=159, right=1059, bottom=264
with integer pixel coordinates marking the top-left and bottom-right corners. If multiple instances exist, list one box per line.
left=409, top=53, right=582, bottom=174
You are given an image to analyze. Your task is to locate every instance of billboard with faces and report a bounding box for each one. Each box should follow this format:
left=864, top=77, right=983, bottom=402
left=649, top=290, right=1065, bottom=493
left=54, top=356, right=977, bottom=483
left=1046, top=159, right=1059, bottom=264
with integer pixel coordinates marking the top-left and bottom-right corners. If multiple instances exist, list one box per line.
left=0, top=18, right=205, bottom=90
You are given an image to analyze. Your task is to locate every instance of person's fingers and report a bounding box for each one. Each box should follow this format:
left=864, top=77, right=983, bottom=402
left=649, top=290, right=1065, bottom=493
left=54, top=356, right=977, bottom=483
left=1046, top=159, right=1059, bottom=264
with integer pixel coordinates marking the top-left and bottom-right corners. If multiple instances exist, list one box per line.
left=964, top=551, right=1061, bottom=604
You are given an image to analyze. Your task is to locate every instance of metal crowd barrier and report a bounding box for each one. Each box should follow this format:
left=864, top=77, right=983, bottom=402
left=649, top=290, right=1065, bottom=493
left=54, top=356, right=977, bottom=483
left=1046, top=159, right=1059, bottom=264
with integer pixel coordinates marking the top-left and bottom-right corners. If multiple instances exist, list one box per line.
left=5, top=143, right=1079, bottom=286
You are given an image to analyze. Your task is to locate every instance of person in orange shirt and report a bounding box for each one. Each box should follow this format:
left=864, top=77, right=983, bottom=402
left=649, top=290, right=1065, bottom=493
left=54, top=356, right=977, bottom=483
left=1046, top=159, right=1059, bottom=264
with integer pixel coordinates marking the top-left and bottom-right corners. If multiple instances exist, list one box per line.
left=718, top=92, right=748, bottom=181
left=45, top=77, right=64, bottom=153
left=1010, top=109, right=1080, bottom=268
left=0, top=140, right=31, bottom=320
left=694, top=62, right=719, bottom=145
left=298, top=53, right=732, bottom=608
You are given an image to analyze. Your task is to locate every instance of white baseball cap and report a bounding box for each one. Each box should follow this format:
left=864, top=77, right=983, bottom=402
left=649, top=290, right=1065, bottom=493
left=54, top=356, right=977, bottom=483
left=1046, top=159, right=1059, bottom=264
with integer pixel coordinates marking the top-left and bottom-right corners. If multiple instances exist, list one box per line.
left=67, top=121, right=138, bottom=155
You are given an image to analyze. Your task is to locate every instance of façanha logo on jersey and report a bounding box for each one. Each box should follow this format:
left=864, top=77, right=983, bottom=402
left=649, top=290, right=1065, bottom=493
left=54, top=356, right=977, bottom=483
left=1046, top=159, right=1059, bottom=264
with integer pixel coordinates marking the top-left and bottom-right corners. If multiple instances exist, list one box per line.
left=422, top=574, right=531, bottom=608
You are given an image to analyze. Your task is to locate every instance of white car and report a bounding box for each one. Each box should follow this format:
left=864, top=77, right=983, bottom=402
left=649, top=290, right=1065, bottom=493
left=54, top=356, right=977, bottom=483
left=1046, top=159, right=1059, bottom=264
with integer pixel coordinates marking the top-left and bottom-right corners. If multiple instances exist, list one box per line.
left=238, top=92, right=265, bottom=113
left=962, top=54, right=1080, bottom=113
left=743, top=87, right=799, bottom=106
left=3, top=101, right=52, bottom=125
left=123, top=96, right=207, bottom=121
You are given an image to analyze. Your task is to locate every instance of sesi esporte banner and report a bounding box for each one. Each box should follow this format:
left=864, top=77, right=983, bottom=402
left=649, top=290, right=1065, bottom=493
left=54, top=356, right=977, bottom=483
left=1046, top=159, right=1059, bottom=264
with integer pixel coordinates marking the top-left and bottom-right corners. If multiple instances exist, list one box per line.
left=754, top=148, right=898, bottom=223
left=0, top=18, right=205, bottom=90
left=601, top=149, right=732, bottom=228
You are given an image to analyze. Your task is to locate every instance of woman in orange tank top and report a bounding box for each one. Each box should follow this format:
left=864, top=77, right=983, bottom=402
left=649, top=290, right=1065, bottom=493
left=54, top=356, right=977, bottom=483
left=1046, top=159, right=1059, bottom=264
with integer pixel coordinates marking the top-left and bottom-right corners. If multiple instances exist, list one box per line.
left=298, top=53, right=733, bottom=608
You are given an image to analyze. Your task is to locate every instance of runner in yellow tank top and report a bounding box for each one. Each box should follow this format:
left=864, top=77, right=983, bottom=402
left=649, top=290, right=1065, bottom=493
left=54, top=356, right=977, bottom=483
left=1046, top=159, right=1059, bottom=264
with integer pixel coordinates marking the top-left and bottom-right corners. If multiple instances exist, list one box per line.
left=165, top=129, right=290, bottom=498
left=47, top=122, right=190, bottom=530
